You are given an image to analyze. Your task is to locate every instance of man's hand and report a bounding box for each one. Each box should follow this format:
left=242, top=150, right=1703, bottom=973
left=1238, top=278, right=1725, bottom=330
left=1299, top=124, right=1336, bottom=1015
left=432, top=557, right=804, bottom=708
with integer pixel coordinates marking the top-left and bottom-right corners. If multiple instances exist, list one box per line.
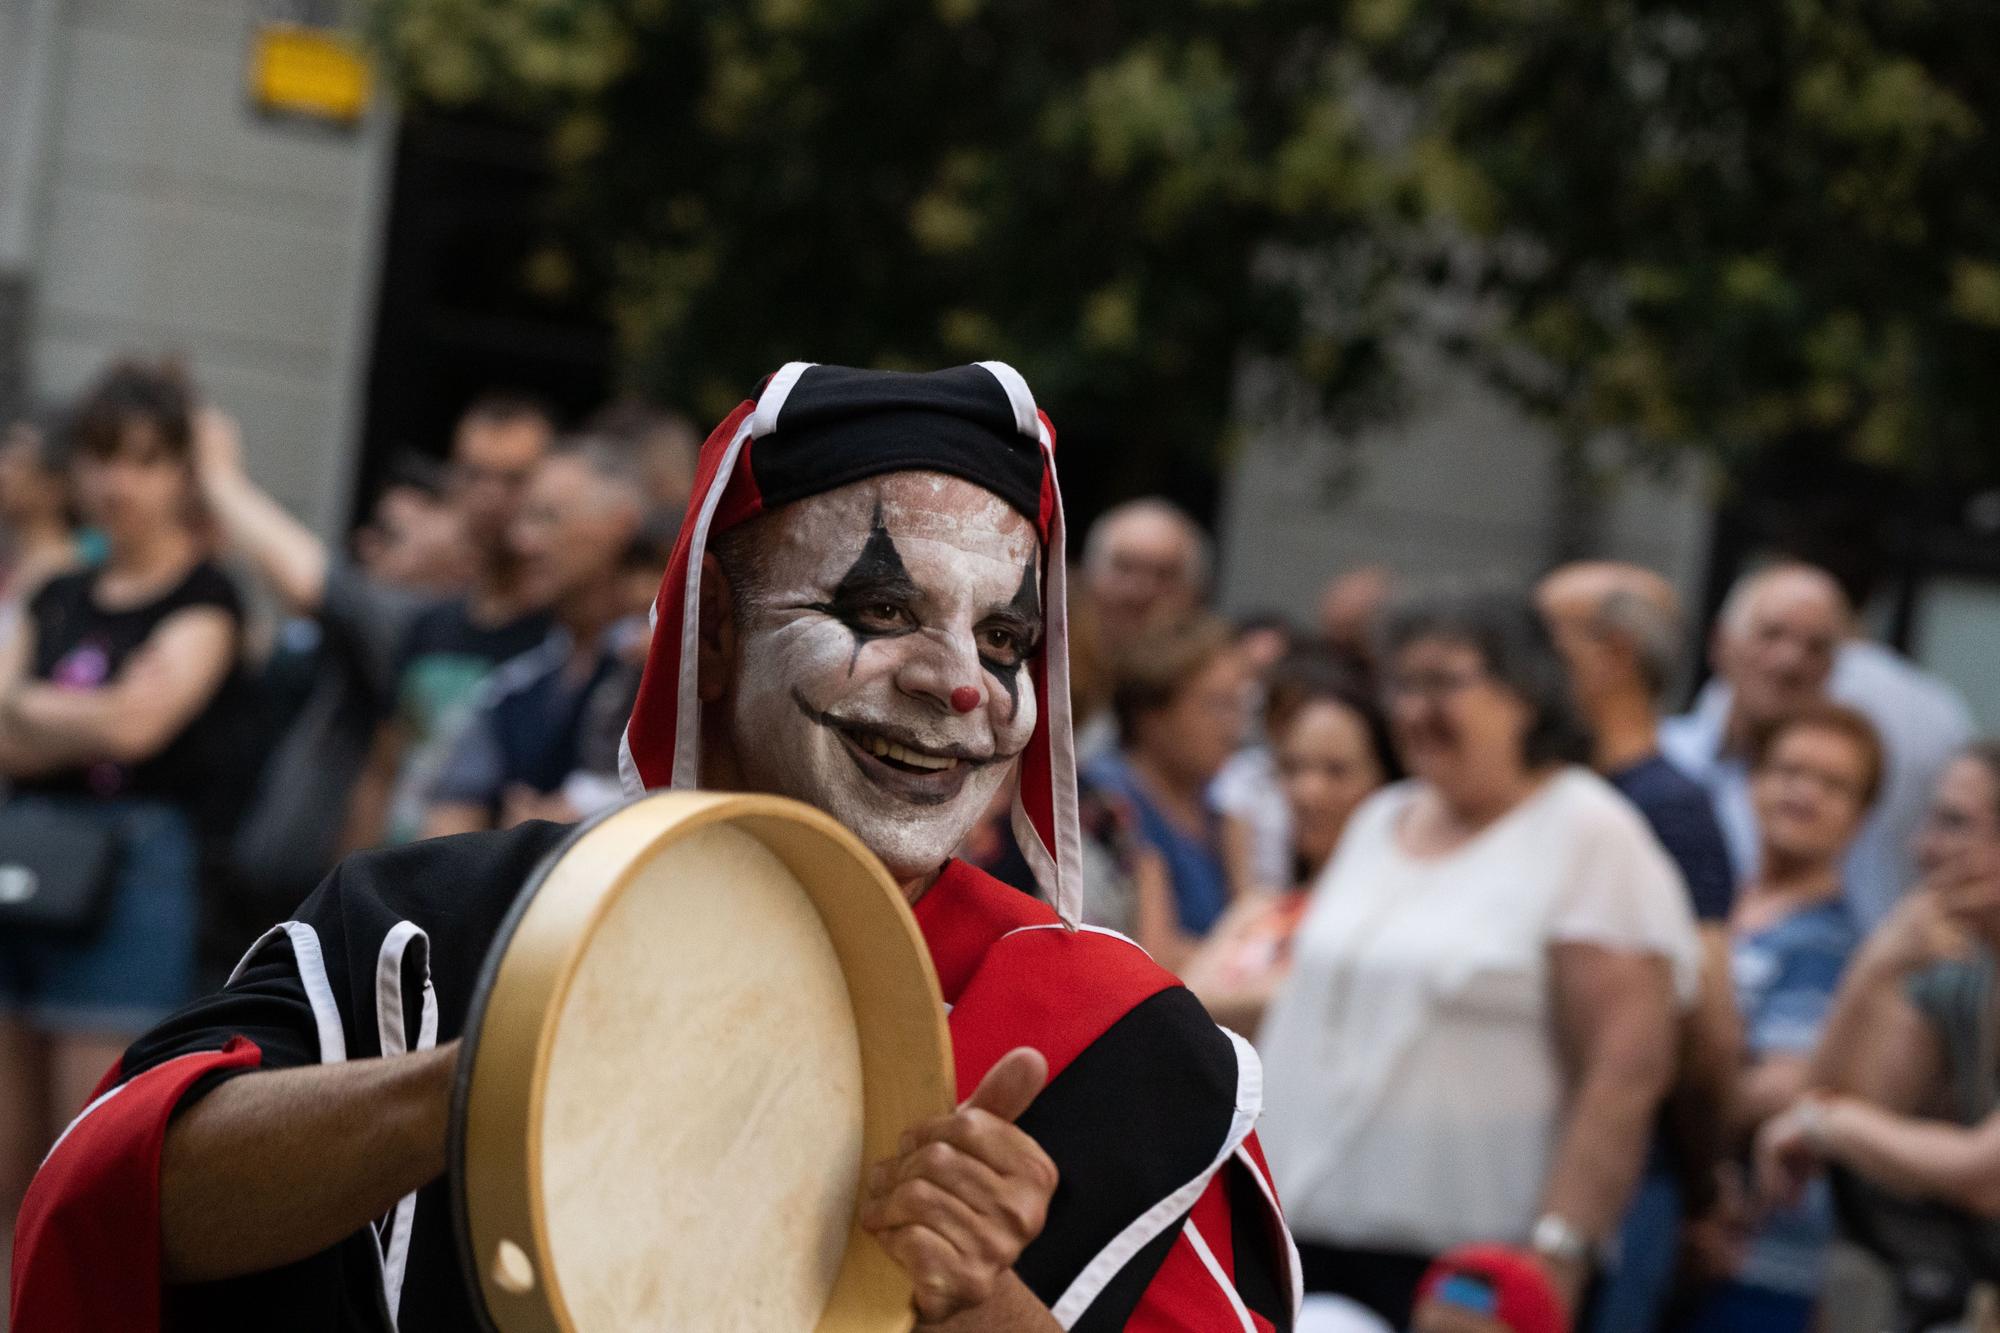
left=1681, top=1162, right=1752, bottom=1286
left=861, top=1046, right=1058, bottom=1325
left=1755, top=1095, right=1831, bottom=1210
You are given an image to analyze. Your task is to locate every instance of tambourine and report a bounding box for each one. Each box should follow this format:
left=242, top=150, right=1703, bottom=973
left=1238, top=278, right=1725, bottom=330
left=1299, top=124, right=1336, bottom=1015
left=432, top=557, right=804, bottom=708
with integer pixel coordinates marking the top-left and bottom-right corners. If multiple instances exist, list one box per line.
left=452, top=791, right=956, bottom=1331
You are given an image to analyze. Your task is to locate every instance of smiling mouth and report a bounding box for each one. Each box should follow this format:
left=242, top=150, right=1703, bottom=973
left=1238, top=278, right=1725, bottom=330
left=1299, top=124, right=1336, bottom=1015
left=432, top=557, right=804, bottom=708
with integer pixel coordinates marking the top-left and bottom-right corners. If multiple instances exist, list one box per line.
left=791, top=691, right=987, bottom=798
left=847, top=731, right=960, bottom=773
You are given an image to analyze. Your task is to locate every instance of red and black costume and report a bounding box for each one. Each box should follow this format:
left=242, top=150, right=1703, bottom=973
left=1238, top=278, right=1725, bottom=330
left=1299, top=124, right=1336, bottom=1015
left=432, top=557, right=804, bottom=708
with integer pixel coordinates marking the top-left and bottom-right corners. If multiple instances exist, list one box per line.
left=13, top=362, right=1298, bottom=1331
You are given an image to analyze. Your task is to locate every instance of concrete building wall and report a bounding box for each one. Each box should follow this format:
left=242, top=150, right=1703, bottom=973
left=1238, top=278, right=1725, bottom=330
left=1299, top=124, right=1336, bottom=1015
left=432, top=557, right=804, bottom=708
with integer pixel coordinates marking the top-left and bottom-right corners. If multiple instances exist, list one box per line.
left=1216, top=348, right=1714, bottom=624
left=2, top=0, right=393, bottom=534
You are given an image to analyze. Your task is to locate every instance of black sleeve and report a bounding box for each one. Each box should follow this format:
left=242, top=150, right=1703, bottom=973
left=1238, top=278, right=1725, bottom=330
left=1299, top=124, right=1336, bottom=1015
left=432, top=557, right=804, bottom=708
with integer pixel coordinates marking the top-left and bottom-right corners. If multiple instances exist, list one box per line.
left=169, top=561, right=246, bottom=622
left=121, top=931, right=323, bottom=1097
left=1658, top=788, right=1737, bottom=922
left=318, top=562, right=430, bottom=711
left=1012, top=986, right=1244, bottom=1332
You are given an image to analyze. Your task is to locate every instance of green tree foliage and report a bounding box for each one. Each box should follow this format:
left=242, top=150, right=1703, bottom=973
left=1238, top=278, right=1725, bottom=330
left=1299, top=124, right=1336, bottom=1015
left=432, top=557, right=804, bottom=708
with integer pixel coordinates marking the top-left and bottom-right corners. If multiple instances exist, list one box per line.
left=365, top=0, right=1402, bottom=492
left=367, top=0, right=2000, bottom=489
left=1352, top=0, right=2000, bottom=486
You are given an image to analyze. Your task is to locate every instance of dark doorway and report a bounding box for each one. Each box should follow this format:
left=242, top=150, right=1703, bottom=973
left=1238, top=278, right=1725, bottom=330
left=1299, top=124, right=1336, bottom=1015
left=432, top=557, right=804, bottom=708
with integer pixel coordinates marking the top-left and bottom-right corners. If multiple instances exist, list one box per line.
left=355, top=110, right=614, bottom=527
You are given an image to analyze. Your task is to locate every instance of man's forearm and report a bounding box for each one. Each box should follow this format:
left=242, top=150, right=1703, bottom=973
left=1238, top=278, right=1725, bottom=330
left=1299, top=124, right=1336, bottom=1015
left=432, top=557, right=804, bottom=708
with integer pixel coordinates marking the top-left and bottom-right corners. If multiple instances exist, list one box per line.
left=1810, top=953, right=1907, bottom=1095
left=1541, top=1066, right=1664, bottom=1248
left=161, top=1043, right=457, bottom=1284
left=918, top=1273, right=1062, bottom=1332
left=1820, top=1099, right=2000, bottom=1218
left=1, top=684, right=123, bottom=766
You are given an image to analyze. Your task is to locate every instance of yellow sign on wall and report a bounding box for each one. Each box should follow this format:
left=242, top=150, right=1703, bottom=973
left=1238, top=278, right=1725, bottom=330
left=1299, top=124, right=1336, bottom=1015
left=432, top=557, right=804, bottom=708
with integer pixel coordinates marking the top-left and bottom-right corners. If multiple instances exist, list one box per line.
left=249, top=23, right=372, bottom=125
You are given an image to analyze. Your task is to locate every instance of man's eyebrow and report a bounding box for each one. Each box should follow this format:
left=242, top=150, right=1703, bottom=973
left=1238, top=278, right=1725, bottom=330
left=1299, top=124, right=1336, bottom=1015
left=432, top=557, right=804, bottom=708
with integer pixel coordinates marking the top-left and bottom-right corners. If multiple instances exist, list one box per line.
left=824, top=517, right=921, bottom=604
left=982, top=559, right=1043, bottom=637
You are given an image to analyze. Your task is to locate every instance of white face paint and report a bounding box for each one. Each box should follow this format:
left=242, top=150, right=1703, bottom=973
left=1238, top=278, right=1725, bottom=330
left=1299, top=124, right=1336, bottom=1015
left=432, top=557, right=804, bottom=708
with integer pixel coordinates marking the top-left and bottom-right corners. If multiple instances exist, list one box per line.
left=724, top=472, right=1043, bottom=885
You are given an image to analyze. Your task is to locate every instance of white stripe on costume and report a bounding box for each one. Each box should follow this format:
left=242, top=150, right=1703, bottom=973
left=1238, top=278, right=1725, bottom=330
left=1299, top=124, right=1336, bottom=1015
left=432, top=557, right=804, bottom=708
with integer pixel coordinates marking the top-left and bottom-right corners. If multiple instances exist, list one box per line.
left=1233, top=1143, right=1305, bottom=1322
left=1048, top=1029, right=1264, bottom=1326
left=974, top=360, right=1041, bottom=439
left=1185, top=1220, right=1259, bottom=1333
left=374, top=921, right=439, bottom=1330
left=1033, top=426, right=1083, bottom=927
left=667, top=362, right=817, bottom=790
left=229, top=921, right=348, bottom=1065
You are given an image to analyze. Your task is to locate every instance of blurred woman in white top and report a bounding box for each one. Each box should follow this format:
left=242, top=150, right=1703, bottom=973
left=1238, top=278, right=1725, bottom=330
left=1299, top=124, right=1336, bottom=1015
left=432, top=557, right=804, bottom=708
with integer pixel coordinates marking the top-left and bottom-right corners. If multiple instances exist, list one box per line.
left=1256, top=584, right=1701, bottom=1331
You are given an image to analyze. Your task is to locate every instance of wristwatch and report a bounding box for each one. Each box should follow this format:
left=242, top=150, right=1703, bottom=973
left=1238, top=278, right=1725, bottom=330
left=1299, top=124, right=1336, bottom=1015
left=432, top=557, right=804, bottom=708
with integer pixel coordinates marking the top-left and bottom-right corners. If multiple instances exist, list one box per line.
left=1530, top=1213, right=1592, bottom=1268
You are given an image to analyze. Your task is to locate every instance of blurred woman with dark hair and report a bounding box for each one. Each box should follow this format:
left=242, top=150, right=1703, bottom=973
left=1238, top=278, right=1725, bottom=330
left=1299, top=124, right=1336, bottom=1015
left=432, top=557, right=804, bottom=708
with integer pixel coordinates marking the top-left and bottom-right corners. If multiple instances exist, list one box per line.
left=1257, top=583, right=1702, bottom=1330
left=0, top=359, right=254, bottom=1229
left=1186, top=648, right=1399, bottom=1033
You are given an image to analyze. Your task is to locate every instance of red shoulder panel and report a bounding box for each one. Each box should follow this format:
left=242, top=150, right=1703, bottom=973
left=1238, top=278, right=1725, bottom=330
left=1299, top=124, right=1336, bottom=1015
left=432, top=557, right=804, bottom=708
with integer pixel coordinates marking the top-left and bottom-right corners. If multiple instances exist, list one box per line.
left=914, top=858, right=1060, bottom=1002
left=919, top=860, right=1178, bottom=1095
left=11, top=1038, right=263, bottom=1333
left=947, top=929, right=1176, bottom=1095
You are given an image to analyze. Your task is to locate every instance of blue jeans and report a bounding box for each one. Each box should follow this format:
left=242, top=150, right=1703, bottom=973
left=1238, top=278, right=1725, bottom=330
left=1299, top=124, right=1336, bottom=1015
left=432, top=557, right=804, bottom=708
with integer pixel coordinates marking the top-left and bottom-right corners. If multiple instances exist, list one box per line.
left=1676, top=1283, right=1815, bottom=1333
left=0, top=797, right=200, bottom=1034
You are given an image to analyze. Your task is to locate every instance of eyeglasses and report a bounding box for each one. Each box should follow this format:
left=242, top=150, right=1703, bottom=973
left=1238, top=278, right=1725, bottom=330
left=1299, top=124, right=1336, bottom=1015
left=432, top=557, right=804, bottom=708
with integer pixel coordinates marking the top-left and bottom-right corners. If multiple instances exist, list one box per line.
left=449, top=461, right=535, bottom=491
left=1380, top=669, right=1487, bottom=703
left=1761, top=760, right=1865, bottom=802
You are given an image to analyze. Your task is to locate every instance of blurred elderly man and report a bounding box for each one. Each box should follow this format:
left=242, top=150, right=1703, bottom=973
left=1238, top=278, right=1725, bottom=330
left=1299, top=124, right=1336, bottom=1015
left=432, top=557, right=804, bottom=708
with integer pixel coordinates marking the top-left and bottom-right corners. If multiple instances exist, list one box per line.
left=1540, top=562, right=1741, bottom=1333
left=1080, top=497, right=1211, bottom=639
left=1662, top=561, right=1972, bottom=926
left=1074, top=498, right=1214, bottom=762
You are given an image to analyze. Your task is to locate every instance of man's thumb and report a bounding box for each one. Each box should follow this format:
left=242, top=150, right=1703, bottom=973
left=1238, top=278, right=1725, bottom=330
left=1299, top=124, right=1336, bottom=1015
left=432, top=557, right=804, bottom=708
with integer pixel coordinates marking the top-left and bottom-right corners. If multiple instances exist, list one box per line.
left=961, top=1046, right=1048, bottom=1124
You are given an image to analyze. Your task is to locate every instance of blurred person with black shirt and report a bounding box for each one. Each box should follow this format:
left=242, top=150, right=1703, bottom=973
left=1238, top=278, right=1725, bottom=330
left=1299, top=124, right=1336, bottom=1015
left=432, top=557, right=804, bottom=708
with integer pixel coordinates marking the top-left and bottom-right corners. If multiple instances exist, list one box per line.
left=194, top=409, right=475, bottom=924
left=358, top=393, right=555, bottom=845
left=422, top=437, right=646, bottom=835
left=0, top=360, right=256, bottom=1233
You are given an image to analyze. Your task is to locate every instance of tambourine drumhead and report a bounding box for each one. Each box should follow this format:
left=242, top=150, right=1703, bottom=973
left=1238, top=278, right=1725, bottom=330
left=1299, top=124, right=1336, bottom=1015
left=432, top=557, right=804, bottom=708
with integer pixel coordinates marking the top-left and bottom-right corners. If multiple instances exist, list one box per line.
left=454, top=792, right=955, bottom=1333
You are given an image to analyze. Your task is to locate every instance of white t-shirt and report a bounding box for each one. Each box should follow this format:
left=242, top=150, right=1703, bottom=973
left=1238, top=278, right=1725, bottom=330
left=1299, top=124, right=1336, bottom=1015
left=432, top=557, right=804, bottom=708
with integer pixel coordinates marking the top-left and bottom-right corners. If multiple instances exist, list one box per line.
left=1211, top=745, right=1293, bottom=889
left=1254, top=767, right=1700, bottom=1255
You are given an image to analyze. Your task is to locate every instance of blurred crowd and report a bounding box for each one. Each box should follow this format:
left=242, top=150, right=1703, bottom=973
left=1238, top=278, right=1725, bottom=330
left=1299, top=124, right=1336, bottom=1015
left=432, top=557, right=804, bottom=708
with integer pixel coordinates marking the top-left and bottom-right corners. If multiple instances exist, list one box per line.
left=7, top=356, right=2000, bottom=1333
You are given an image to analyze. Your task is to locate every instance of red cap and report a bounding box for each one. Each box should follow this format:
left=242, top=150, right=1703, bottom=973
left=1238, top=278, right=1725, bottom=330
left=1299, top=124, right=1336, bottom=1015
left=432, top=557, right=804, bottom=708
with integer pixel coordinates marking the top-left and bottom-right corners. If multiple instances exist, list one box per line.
left=1416, top=1245, right=1569, bottom=1333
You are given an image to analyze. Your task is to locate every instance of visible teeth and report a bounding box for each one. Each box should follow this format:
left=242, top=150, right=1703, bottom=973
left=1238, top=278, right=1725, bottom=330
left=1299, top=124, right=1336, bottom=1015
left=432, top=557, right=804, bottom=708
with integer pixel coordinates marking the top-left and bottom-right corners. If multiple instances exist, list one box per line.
left=861, top=734, right=958, bottom=772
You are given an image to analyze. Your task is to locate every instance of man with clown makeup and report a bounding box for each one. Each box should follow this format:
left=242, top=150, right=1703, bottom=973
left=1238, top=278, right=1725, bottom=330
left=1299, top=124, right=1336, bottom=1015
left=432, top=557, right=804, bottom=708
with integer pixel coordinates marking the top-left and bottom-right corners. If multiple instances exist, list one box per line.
left=13, top=363, right=1298, bottom=1332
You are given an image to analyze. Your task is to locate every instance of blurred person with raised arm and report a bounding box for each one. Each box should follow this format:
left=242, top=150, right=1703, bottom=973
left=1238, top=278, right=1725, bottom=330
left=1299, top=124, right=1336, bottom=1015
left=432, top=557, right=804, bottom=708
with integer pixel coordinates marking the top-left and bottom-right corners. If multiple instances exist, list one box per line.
left=1757, top=746, right=2000, bottom=1312
left=194, top=408, right=474, bottom=922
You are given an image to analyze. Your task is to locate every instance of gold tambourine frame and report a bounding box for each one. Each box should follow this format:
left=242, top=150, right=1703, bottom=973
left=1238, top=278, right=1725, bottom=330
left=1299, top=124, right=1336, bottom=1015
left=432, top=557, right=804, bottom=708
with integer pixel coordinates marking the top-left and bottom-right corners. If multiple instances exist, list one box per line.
left=451, top=791, right=955, bottom=1332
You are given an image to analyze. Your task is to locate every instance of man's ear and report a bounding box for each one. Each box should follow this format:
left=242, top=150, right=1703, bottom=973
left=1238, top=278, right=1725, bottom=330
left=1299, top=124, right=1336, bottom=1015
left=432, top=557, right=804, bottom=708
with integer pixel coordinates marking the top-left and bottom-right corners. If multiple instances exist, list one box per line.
left=696, top=551, right=737, bottom=705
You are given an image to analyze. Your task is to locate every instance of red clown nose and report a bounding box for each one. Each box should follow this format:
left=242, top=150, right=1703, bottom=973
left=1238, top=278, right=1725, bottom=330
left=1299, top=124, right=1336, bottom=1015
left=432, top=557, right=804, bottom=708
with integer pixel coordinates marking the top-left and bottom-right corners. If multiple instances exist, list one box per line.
left=950, top=686, right=981, bottom=714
